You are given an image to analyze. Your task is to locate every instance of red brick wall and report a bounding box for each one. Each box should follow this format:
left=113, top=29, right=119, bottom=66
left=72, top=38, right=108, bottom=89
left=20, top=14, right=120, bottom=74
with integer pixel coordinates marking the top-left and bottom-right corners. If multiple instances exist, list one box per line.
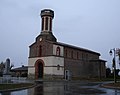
left=64, top=47, right=105, bottom=78
left=29, top=40, right=53, bottom=58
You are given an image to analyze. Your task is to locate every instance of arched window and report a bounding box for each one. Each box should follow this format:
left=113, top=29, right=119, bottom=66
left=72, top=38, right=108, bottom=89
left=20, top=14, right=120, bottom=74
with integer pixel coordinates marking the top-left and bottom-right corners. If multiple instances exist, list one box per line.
left=56, top=47, right=60, bottom=56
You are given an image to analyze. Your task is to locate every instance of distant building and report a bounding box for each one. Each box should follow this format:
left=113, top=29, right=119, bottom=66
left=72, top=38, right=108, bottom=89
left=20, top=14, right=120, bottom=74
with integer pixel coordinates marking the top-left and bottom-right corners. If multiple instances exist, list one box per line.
left=28, top=9, right=106, bottom=80
left=11, top=65, right=28, bottom=77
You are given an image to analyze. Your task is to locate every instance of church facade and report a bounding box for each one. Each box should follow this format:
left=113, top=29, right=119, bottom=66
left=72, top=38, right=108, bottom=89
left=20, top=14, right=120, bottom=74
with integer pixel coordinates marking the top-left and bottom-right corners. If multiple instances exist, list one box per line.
left=28, top=9, right=106, bottom=80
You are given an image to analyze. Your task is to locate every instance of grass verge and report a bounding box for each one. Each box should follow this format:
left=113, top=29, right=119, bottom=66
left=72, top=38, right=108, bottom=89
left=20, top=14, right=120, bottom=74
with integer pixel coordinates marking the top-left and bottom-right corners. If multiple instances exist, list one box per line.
left=104, top=82, right=120, bottom=87
left=0, top=83, right=34, bottom=91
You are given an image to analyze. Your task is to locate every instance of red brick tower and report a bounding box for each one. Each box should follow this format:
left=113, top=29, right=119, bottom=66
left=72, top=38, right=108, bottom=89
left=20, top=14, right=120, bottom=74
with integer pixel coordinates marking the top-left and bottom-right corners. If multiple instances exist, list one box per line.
left=36, top=9, right=57, bottom=42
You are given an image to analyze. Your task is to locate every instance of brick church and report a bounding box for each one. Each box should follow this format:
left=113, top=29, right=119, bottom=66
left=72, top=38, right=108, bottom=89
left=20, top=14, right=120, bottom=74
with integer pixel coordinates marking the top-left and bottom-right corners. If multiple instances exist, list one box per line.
left=28, top=9, right=106, bottom=80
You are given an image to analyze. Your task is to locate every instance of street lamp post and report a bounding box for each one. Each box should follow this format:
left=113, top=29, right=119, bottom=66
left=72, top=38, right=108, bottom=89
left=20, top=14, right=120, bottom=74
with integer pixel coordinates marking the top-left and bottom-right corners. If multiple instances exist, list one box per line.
left=109, top=48, right=116, bottom=83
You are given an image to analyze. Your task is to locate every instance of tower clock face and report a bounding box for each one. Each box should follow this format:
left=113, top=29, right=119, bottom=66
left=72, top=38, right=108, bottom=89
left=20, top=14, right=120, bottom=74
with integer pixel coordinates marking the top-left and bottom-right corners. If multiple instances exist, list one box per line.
left=40, top=38, right=42, bottom=41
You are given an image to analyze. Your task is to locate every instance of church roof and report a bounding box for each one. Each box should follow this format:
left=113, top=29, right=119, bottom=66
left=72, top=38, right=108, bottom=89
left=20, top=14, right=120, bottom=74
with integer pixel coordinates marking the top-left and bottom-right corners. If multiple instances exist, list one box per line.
left=48, top=41, right=100, bottom=55
left=90, top=59, right=107, bottom=62
left=29, top=39, right=100, bottom=56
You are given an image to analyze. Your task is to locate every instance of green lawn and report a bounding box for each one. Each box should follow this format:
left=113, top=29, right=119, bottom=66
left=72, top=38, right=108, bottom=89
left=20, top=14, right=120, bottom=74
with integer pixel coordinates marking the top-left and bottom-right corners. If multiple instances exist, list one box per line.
left=0, top=83, right=34, bottom=91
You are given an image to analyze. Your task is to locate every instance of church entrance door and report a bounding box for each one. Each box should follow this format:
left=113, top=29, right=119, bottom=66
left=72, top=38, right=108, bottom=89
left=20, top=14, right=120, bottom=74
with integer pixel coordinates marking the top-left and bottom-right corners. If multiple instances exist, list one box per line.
left=38, top=63, right=43, bottom=78
left=35, top=59, right=44, bottom=79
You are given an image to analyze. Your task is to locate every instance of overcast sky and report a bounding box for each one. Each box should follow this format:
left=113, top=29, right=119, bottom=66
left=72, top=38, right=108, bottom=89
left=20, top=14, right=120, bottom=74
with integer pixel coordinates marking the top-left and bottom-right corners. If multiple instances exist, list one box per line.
left=0, top=0, right=120, bottom=68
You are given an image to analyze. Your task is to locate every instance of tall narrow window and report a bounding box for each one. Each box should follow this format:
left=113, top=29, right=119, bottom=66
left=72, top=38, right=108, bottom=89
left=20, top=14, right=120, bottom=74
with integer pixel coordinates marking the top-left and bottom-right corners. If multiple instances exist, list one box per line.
left=65, top=49, right=67, bottom=58
left=42, top=17, right=44, bottom=31
left=50, top=17, right=52, bottom=31
left=39, top=45, right=42, bottom=57
left=86, top=54, right=88, bottom=61
left=77, top=52, right=79, bottom=59
left=36, top=46, right=38, bottom=57
left=56, top=47, right=60, bottom=56
left=71, top=51, right=73, bottom=58
left=82, top=53, right=84, bottom=61
left=45, top=17, right=48, bottom=30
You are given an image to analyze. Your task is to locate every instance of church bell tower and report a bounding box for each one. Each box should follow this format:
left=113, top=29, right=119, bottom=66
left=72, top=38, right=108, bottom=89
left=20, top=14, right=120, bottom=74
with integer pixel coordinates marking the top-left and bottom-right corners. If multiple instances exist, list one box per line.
left=36, top=9, right=57, bottom=42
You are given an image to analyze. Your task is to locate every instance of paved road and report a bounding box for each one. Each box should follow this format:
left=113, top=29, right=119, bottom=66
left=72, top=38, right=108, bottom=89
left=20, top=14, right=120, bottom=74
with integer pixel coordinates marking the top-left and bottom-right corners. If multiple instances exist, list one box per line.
left=0, top=81, right=120, bottom=95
